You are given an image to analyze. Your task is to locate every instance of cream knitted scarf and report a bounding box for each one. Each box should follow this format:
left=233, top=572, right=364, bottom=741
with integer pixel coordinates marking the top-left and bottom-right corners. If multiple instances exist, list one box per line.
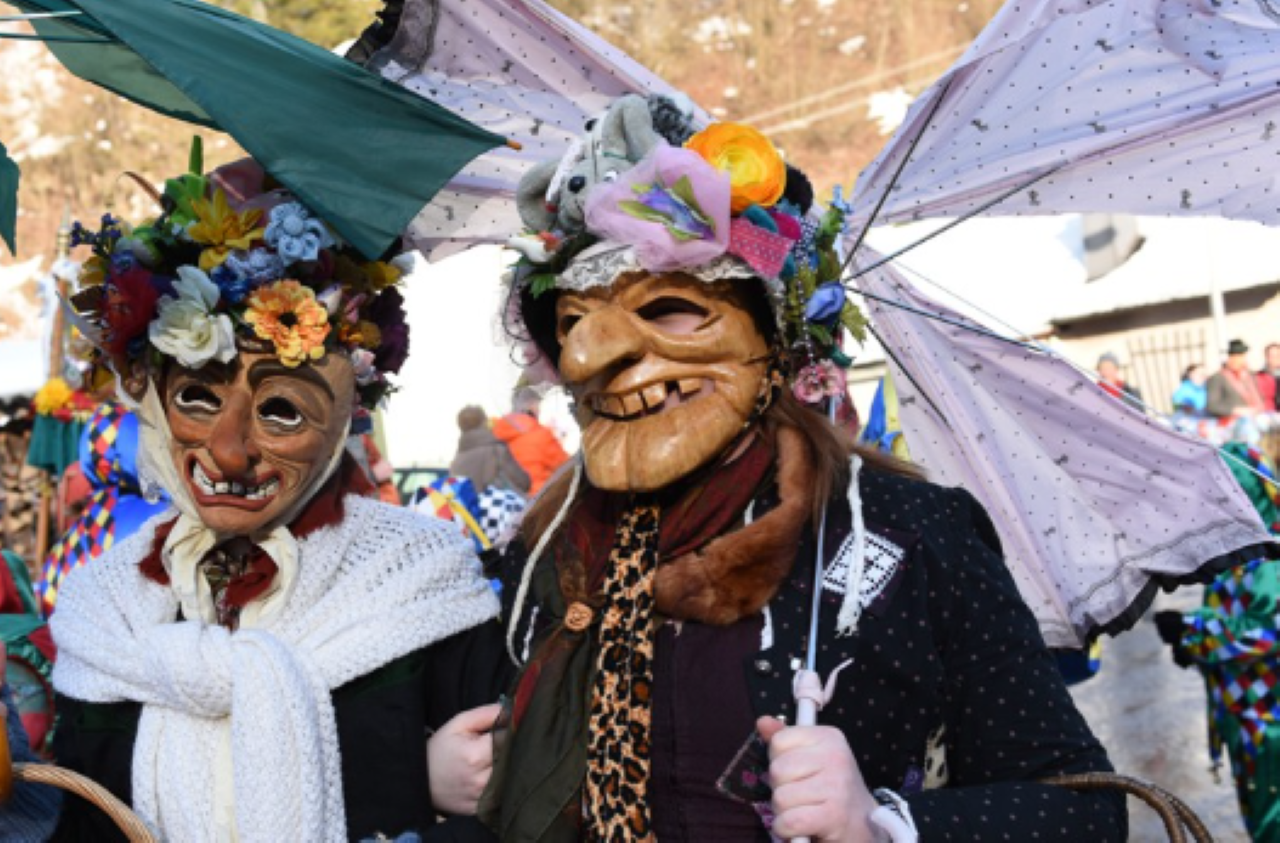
left=51, top=495, right=500, bottom=842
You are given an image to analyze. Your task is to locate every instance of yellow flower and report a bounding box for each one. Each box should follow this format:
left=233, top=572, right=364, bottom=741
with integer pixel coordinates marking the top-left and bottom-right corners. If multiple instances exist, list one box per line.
left=188, top=189, right=266, bottom=272
left=34, top=377, right=73, bottom=415
left=363, top=261, right=402, bottom=292
left=685, top=122, right=787, bottom=213
left=244, top=280, right=331, bottom=368
left=340, top=320, right=382, bottom=350
left=79, top=255, right=108, bottom=287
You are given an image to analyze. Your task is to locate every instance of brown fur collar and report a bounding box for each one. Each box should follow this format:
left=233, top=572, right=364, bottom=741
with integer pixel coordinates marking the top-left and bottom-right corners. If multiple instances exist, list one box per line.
left=653, top=426, right=814, bottom=625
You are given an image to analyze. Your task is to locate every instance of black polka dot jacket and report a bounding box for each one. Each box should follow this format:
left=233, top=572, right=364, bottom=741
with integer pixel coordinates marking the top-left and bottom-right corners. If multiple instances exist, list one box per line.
left=499, top=468, right=1128, bottom=841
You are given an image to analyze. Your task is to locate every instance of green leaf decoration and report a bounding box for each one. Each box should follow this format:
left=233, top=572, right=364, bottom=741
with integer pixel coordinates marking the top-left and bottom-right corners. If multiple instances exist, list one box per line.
left=188, top=135, right=203, bottom=176
left=668, top=175, right=712, bottom=229
left=529, top=273, right=558, bottom=298
left=618, top=200, right=672, bottom=225
left=164, top=173, right=209, bottom=226
left=841, top=302, right=869, bottom=344
left=807, top=322, right=834, bottom=346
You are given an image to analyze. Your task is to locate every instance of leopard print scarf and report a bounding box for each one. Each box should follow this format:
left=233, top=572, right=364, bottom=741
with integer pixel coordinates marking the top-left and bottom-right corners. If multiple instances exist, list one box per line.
left=584, top=502, right=661, bottom=841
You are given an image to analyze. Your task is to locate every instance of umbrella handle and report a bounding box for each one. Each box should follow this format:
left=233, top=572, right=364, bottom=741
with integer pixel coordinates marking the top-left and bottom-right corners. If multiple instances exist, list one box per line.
left=787, top=687, right=820, bottom=843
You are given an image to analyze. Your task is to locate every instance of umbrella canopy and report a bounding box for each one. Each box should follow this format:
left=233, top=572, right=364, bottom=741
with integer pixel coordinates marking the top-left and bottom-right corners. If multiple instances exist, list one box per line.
left=0, top=141, right=17, bottom=255
left=349, top=0, right=707, bottom=260
left=5, top=0, right=508, bottom=259
left=856, top=261, right=1276, bottom=648
left=852, top=0, right=1280, bottom=228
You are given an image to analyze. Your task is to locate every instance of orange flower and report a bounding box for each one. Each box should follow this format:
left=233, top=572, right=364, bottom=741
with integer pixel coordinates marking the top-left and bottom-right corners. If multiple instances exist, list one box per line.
left=244, top=280, right=331, bottom=368
left=685, top=122, right=787, bottom=213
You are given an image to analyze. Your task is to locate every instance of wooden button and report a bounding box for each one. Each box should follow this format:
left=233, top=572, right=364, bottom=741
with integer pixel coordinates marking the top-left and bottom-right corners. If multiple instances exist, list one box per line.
left=565, top=602, right=594, bottom=632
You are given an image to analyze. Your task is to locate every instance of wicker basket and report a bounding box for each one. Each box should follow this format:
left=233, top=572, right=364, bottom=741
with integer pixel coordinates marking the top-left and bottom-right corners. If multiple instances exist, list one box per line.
left=1045, top=772, right=1215, bottom=843
left=0, top=720, right=157, bottom=842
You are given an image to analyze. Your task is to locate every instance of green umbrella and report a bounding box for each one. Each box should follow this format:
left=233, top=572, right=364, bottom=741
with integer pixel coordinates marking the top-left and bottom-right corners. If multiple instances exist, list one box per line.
left=0, top=140, right=17, bottom=255
left=2, top=0, right=508, bottom=259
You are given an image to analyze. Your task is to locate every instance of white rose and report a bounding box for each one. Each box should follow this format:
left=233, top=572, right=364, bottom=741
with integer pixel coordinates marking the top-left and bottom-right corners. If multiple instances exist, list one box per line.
left=148, top=266, right=238, bottom=369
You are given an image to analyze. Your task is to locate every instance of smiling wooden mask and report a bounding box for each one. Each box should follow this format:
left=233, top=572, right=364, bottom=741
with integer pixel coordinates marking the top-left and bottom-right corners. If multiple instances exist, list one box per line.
left=162, top=351, right=356, bottom=536
left=556, top=272, right=771, bottom=492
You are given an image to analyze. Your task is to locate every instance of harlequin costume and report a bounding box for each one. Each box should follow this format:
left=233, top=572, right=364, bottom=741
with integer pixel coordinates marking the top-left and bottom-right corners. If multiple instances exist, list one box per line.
left=477, top=98, right=1127, bottom=841
left=44, top=152, right=504, bottom=842
left=1158, top=443, right=1280, bottom=842
left=38, top=403, right=169, bottom=615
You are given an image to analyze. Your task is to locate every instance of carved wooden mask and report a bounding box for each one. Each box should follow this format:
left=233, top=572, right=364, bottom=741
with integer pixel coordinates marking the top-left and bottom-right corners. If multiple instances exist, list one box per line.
left=556, top=272, right=770, bottom=492
left=162, top=351, right=355, bottom=535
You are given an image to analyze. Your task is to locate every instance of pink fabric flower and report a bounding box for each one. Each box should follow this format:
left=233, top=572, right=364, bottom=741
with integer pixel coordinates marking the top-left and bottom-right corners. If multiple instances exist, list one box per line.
left=585, top=142, right=731, bottom=272
left=792, top=360, right=847, bottom=405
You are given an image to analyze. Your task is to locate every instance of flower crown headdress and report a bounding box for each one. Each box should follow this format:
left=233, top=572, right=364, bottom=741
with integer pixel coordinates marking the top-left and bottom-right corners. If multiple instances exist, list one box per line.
left=505, top=96, right=864, bottom=405
left=67, top=139, right=410, bottom=416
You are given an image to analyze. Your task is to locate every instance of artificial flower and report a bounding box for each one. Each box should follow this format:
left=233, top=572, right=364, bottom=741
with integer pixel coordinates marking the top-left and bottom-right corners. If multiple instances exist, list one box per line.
left=79, top=255, right=108, bottom=287
left=686, top=122, right=787, bottom=213
left=316, top=284, right=344, bottom=316
left=188, top=189, right=266, bottom=272
left=349, top=348, right=378, bottom=386
left=244, top=280, right=331, bottom=368
left=103, top=267, right=162, bottom=356
left=792, top=359, right=847, bottom=405
left=585, top=143, right=731, bottom=272
left=209, top=264, right=254, bottom=306
left=265, top=202, right=334, bottom=265
left=507, top=232, right=556, bottom=263
left=619, top=176, right=717, bottom=242
left=148, top=266, right=238, bottom=369
left=366, top=286, right=410, bottom=375
left=805, top=283, right=847, bottom=326
left=224, top=248, right=286, bottom=286
left=340, top=320, right=382, bottom=350
left=362, top=260, right=401, bottom=292
left=33, top=377, right=73, bottom=416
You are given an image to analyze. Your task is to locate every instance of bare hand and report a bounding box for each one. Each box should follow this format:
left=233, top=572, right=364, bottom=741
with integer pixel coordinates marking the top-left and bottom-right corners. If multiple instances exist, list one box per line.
left=427, top=703, right=500, bottom=815
left=758, top=716, right=883, bottom=843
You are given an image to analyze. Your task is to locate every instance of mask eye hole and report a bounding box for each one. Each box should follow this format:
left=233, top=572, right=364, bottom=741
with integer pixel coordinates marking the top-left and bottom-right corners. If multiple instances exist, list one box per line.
left=258, top=397, right=303, bottom=429
left=636, top=297, right=709, bottom=335
left=557, top=313, right=583, bottom=339
left=175, top=384, right=221, bottom=413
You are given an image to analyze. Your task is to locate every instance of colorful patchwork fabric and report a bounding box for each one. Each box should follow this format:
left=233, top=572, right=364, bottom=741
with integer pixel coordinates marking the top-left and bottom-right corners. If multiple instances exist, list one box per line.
left=1182, top=558, right=1280, bottom=782
left=37, top=406, right=168, bottom=615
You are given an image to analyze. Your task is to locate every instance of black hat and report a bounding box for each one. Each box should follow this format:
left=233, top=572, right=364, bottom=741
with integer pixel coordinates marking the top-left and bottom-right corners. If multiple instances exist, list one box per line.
left=1227, top=339, right=1250, bottom=356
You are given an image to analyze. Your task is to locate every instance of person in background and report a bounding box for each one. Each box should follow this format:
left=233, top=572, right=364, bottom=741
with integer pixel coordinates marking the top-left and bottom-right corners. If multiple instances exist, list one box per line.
left=493, top=387, right=569, bottom=497
left=1172, top=363, right=1208, bottom=416
left=1258, top=343, right=1280, bottom=413
left=1096, top=351, right=1144, bottom=407
left=1207, top=340, right=1275, bottom=445
left=450, top=406, right=530, bottom=497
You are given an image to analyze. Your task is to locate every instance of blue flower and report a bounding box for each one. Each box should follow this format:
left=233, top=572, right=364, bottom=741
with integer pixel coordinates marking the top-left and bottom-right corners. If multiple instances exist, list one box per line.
left=225, top=248, right=286, bottom=285
left=805, top=283, right=846, bottom=326
left=265, top=201, right=334, bottom=265
left=210, top=263, right=254, bottom=305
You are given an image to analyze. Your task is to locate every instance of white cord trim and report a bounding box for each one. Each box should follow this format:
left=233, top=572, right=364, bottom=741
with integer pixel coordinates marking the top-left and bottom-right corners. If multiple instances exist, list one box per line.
left=506, top=457, right=583, bottom=664
left=870, top=788, right=919, bottom=842
left=836, top=454, right=867, bottom=637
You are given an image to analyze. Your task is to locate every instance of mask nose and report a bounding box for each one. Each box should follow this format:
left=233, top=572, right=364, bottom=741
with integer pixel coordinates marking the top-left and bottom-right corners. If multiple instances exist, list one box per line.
left=567, top=175, right=587, bottom=193
left=207, top=391, right=262, bottom=480
left=560, top=305, right=645, bottom=384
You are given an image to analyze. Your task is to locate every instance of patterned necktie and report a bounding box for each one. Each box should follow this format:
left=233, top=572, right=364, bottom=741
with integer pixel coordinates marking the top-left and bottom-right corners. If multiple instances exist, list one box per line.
left=585, top=502, right=662, bottom=841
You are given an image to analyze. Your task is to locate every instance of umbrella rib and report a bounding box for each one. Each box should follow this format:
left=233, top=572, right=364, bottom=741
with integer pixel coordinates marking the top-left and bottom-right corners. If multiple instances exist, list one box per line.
left=865, top=322, right=952, bottom=429
left=843, top=162, right=1067, bottom=283
left=0, top=32, right=110, bottom=43
left=0, top=10, right=85, bottom=20
left=841, top=77, right=955, bottom=274
left=849, top=287, right=1040, bottom=352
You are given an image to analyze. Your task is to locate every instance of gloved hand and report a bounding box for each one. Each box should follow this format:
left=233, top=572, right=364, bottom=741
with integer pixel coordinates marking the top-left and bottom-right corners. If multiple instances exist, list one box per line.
left=1153, top=611, right=1193, bottom=668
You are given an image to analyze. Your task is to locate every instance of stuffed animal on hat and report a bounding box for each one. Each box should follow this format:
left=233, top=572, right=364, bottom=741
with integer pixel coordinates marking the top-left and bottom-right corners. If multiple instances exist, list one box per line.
left=513, top=94, right=662, bottom=252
